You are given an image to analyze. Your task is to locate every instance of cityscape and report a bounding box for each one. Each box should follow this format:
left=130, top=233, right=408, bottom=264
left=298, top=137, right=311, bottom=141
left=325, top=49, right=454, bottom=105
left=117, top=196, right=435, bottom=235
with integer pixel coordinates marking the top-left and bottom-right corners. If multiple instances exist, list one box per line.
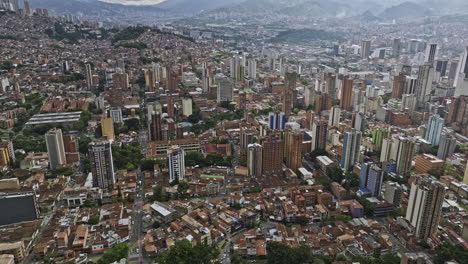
left=1, top=0, right=468, bottom=264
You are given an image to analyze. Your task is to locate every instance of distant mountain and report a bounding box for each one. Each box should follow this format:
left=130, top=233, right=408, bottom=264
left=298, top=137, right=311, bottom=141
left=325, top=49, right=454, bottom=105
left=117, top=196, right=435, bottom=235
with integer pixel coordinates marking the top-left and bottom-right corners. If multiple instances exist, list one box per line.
left=31, top=0, right=167, bottom=17
left=379, top=1, right=433, bottom=20
left=350, top=10, right=382, bottom=23
left=156, top=0, right=245, bottom=14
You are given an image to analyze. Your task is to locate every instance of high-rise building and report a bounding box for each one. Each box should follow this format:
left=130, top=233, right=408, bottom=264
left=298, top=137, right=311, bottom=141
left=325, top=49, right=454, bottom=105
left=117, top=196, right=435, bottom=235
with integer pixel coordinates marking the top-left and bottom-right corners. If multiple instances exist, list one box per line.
left=247, top=58, right=257, bottom=80
left=230, top=55, right=245, bottom=82
left=101, top=117, right=115, bottom=141
left=284, top=131, right=303, bottom=173
left=89, top=140, right=115, bottom=189
left=380, top=137, right=394, bottom=163
left=24, top=0, right=31, bottom=15
left=415, top=64, right=434, bottom=109
left=424, top=114, right=444, bottom=146
left=359, top=162, right=384, bottom=197
left=216, top=75, right=233, bottom=103
left=260, top=133, right=284, bottom=176
left=167, top=72, right=179, bottom=91
left=396, top=137, right=416, bottom=177
left=340, top=77, right=353, bottom=111
left=149, top=111, right=163, bottom=141
left=240, top=128, right=255, bottom=161
left=392, top=38, right=401, bottom=58
left=268, top=112, right=286, bottom=130
left=166, top=93, right=175, bottom=117
left=112, top=73, right=129, bottom=90
left=383, top=182, right=402, bottom=207
left=424, top=43, right=437, bottom=64
left=361, top=40, right=371, bottom=59
left=406, top=176, right=445, bottom=240
left=247, top=143, right=262, bottom=178
left=0, top=141, right=14, bottom=166
left=372, top=128, right=389, bottom=150
left=328, top=106, right=341, bottom=127
left=340, top=129, right=362, bottom=171
left=392, top=73, right=407, bottom=99
left=282, top=72, right=296, bottom=118
left=437, top=131, right=457, bottom=160
left=464, top=160, right=468, bottom=185
left=352, top=112, right=365, bottom=132
left=314, top=92, right=332, bottom=115
left=324, top=72, right=337, bottom=100
left=454, top=46, right=468, bottom=96
left=144, top=69, right=156, bottom=92
left=45, top=128, right=67, bottom=169
left=85, top=63, right=93, bottom=90
left=167, top=145, right=185, bottom=183
left=311, top=119, right=328, bottom=151
left=182, top=98, right=192, bottom=117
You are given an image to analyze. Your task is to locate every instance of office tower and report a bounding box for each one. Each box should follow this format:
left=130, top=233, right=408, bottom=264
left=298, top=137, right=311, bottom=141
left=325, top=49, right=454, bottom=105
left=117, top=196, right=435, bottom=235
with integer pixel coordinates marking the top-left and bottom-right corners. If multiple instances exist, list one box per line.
left=240, top=128, right=255, bottom=161
left=311, top=119, right=328, bottom=151
left=85, top=63, right=93, bottom=90
left=414, top=64, right=434, bottom=109
left=247, top=58, right=257, bottom=79
left=340, top=77, right=353, bottom=111
left=45, top=128, right=67, bottom=169
left=260, top=133, right=284, bottom=176
left=314, top=92, right=332, bottom=115
left=101, top=117, right=115, bottom=141
left=435, top=60, right=448, bottom=78
left=216, top=75, right=233, bottom=103
left=202, top=63, right=211, bottom=92
left=424, top=114, right=444, bottom=146
left=149, top=111, right=163, bottom=141
left=182, top=98, right=192, bottom=117
left=89, top=141, right=115, bottom=189
left=378, top=49, right=386, bottom=59
left=406, top=176, right=445, bottom=240
left=109, top=107, right=123, bottom=124
left=383, top=182, right=402, bottom=207
left=392, top=38, right=401, bottom=58
left=340, top=129, right=362, bottom=171
left=424, top=43, right=437, bottom=64
left=333, top=44, right=339, bottom=56
left=144, top=69, right=156, bottom=92
left=268, top=112, right=286, bottom=130
left=361, top=40, right=371, bottom=59
left=24, top=0, right=31, bottom=15
left=454, top=46, right=468, bottom=96
left=328, top=106, right=341, bottom=127
left=166, top=93, right=175, bottom=117
left=396, top=137, right=416, bottom=177
left=359, top=162, right=383, bottom=197
left=167, top=145, right=185, bottom=183
left=284, top=131, right=303, bottom=173
left=282, top=72, right=296, bottom=118
left=392, top=73, right=407, bottom=99
left=324, top=72, right=337, bottom=100
left=437, top=131, right=456, bottom=160
left=112, top=73, right=129, bottom=90
left=247, top=143, right=262, bottom=178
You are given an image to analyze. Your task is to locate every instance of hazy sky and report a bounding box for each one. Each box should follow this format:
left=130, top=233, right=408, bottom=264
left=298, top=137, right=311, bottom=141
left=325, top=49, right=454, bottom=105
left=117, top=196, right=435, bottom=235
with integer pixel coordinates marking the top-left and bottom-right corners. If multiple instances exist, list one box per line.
left=99, top=0, right=166, bottom=5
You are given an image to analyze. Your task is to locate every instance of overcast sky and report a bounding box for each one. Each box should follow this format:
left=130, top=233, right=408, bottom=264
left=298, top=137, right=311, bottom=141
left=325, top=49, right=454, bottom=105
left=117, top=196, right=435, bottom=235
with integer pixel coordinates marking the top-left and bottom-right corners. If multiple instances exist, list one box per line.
left=98, top=0, right=166, bottom=5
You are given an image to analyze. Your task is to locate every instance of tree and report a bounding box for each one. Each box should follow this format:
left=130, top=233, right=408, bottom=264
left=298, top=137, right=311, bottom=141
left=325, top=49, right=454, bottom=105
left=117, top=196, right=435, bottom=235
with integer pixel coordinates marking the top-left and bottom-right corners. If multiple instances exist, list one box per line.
left=434, top=242, right=468, bottom=264
left=97, top=243, right=129, bottom=264
left=326, top=167, right=344, bottom=183
left=266, top=242, right=311, bottom=264
left=88, top=216, right=100, bottom=225
left=152, top=221, right=161, bottom=229
left=177, top=182, right=189, bottom=197
left=157, top=240, right=220, bottom=264
left=141, top=159, right=163, bottom=171
left=294, top=216, right=309, bottom=226
left=427, top=169, right=443, bottom=179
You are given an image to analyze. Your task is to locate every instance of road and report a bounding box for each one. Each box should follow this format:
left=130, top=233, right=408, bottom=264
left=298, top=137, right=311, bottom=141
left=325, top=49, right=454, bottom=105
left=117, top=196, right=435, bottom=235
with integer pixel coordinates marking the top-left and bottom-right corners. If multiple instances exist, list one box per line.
left=128, top=129, right=150, bottom=264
